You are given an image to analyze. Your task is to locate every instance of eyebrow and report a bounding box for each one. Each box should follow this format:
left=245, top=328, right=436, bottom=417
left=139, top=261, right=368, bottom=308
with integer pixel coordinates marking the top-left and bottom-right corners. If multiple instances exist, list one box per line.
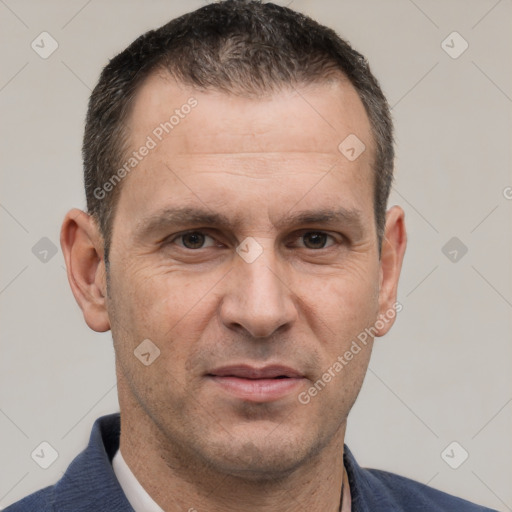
left=136, top=205, right=365, bottom=237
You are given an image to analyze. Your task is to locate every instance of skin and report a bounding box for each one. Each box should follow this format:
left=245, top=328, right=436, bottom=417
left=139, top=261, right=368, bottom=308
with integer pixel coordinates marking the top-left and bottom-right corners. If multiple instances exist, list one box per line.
left=61, top=72, right=406, bottom=512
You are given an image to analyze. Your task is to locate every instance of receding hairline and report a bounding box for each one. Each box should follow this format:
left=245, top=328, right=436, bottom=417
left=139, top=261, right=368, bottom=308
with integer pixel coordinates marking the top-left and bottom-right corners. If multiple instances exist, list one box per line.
left=120, top=66, right=376, bottom=163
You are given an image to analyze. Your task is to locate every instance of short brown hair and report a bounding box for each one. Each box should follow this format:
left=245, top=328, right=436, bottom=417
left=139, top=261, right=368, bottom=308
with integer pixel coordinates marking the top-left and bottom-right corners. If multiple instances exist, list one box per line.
left=83, top=0, right=394, bottom=260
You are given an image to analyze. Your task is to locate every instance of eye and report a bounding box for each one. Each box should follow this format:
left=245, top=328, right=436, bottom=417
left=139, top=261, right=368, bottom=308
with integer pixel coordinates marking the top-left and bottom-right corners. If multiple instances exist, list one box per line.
left=171, top=231, right=218, bottom=249
left=295, top=231, right=338, bottom=249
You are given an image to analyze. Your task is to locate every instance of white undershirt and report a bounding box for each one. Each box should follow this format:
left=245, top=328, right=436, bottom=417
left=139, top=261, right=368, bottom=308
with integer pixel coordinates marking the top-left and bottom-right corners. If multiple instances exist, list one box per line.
left=112, top=449, right=164, bottom=512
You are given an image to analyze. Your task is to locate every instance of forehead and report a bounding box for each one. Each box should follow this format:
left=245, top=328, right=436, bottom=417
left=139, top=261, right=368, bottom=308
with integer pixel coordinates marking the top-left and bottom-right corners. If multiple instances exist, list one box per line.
left=128, top=71, right=373, bottom=156
left=115, top=72, right=375, bottom=232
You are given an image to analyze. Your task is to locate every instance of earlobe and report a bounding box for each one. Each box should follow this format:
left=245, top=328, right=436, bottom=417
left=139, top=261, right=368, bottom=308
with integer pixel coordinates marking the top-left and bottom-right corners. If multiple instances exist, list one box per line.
left=375, top=206, right=407, bottom=337
left=60, top=209, right=111, bottom=332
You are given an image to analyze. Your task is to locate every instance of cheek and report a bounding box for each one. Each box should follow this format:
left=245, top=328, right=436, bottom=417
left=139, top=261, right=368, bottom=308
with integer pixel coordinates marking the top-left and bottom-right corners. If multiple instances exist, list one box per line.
left=108, top=264, right=222, bottom=357
left=304, top=270, right=378, bottom=410
left=107, top=268, right=215, bottom=405
left=310, top=263, right=380, bottom=336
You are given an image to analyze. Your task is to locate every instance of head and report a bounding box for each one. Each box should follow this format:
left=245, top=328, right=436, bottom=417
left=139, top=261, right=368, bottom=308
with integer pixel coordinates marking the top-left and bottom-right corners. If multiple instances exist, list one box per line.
left=62, top=0, right=406, bottom=481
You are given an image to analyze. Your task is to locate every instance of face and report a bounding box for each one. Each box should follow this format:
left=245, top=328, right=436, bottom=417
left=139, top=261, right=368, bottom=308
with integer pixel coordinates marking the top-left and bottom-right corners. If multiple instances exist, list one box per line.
left=87, top=73, right=403, bottom=479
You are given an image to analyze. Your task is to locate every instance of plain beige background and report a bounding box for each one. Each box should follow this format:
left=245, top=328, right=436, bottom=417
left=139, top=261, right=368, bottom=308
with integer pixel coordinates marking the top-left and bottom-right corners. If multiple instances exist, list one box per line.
left=1, top=0, right=511, bottom=510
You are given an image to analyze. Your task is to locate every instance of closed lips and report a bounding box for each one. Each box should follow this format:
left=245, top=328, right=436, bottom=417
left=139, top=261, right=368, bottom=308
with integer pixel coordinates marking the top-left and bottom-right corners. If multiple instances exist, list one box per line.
left=207, top=365, right=303, bottom=379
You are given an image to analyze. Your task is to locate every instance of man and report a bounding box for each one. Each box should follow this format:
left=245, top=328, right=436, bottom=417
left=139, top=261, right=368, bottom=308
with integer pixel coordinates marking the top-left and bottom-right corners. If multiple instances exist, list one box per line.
left=6, top=1, right=497, bottom=511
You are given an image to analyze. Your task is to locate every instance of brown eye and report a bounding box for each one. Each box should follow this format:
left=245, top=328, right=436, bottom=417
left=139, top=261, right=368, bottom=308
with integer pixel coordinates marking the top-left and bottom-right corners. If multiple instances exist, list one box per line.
left=180, top=231, right=207, bottom=249
left=301, top=232, right=330, bottom=249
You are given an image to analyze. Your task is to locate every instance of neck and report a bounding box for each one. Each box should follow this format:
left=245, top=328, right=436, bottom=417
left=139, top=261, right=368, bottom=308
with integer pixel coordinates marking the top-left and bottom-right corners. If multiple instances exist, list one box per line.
left=118, top=397, right=346, bottom=511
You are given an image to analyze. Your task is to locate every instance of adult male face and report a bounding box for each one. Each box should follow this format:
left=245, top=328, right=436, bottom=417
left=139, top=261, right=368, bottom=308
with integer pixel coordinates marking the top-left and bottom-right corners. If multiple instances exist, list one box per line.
left=62, top=72, right=405, bottom=509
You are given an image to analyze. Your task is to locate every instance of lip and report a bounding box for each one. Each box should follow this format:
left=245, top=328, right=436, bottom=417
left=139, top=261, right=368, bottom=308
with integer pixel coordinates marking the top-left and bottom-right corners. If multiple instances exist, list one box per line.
left=208, top=365, right=304, bottom=379
left=206, top=365, right=306, bottom=402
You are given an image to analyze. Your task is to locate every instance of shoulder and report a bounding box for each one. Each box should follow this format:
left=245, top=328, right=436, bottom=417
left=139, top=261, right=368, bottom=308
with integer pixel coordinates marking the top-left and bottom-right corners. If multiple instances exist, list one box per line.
left=3, top=486, right=54, bottom=511
left=364, top=467, right=498, bottom=511
left=4, top=413, right=129, bottom=512
left=343, top=445, right=498, bottom=511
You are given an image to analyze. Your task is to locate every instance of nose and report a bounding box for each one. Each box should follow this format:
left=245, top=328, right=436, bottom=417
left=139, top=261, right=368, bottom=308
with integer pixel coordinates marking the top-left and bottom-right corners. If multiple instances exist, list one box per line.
left=219, top=245, right=298, bottom=339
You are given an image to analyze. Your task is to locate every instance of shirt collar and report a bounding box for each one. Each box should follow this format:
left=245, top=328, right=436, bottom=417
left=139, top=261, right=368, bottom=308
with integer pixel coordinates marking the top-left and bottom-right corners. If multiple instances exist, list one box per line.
left=112, top=449, right=164, bottom=512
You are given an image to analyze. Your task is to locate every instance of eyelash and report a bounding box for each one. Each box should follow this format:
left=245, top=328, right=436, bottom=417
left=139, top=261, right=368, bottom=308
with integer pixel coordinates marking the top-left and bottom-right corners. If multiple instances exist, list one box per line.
left=167, top=230, right=342, bottom=251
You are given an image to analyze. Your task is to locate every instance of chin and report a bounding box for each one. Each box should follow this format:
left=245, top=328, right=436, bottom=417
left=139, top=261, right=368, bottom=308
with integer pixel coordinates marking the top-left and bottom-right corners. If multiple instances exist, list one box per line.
left=199, top=426, right=325, bottom=481
left=213, top=450, right=306, bottom=482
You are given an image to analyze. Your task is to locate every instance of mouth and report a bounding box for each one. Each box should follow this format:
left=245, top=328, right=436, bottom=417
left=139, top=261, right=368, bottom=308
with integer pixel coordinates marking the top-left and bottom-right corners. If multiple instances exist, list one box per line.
left=206, top=365, right=306, bottom=402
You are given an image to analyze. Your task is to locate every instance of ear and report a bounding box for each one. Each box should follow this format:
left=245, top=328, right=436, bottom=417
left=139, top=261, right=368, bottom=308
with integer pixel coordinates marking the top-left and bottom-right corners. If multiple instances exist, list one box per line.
left=60, top=209, right=110, bottom=332
left=375, top=205, right=407, bottom=337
